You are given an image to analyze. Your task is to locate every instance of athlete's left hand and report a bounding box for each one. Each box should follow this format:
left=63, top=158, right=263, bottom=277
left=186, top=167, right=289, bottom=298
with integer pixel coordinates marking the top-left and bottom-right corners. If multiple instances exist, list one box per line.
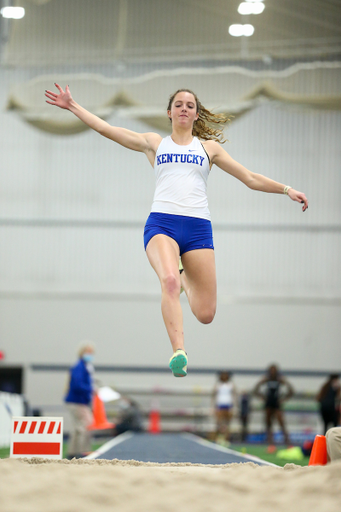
left=287, top=188, right=308, bottom=212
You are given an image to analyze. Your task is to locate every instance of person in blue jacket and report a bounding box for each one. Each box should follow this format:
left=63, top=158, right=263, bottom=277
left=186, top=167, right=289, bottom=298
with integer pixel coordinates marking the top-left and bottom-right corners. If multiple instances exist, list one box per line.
left=65, top=341, right=95, bottom=458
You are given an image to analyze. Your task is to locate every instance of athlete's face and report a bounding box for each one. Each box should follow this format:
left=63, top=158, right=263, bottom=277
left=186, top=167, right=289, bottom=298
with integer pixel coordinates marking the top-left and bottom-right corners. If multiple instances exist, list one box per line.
left=168, top=91, right=199, bottom=128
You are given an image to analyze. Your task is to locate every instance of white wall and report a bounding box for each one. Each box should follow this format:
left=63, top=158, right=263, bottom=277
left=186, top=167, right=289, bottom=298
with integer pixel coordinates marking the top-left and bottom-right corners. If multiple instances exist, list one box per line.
left=0, top=65, right=340, bottom=410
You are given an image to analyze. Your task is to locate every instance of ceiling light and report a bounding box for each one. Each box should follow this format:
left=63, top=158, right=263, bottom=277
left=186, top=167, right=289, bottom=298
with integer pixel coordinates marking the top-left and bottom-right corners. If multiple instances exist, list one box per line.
left=0, top=7, right=25, bottom=19
left=243, top=24, right=255, bottom=36
left=229, top=24, right=255, bottom=37
left=238, top=2, right=265, bottom=15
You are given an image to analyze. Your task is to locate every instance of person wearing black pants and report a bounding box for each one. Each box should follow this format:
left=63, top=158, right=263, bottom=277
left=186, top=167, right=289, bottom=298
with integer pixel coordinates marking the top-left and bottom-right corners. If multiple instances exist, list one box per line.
left=316, top=374, right=340, bottom=434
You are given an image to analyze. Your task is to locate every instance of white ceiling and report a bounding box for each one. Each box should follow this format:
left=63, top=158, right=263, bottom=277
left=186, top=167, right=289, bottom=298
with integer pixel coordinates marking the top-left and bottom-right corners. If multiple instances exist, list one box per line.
left=3, top=0, right=341, bottom=65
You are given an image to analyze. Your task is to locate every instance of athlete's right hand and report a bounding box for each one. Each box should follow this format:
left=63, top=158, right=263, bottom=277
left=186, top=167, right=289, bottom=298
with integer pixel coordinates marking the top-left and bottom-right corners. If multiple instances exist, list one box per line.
left=45, top=83, right=72, bottom=110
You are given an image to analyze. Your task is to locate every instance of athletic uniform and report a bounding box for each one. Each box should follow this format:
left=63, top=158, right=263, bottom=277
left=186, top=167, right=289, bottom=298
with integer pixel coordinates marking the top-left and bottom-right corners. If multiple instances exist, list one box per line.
left=215, top=382, right=234, bottom=410
left=144, top=136, right=213, bottom=378
left=265, top=379, right=281, bottom=409
left=144, top=136, right=214, bottom=255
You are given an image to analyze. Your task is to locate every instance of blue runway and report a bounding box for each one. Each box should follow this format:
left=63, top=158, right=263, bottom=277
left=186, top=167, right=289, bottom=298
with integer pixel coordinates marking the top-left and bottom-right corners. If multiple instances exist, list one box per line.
left=86, top=432, right=274, bottom=466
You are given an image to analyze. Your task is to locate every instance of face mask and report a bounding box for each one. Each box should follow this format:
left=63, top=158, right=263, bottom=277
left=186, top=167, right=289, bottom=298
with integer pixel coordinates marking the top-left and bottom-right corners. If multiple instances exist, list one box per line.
left=83, top=354, right=93, bottom=363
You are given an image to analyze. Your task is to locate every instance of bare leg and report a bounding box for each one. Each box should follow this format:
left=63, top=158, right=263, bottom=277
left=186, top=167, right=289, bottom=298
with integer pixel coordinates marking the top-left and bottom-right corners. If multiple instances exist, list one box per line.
left=276, top=409, right=290, bottom=445
left=146, top=234, right=184, bottom=352
left=146, top=238, right=217, bottom=354
left=266, top=408, right=274, bottom=444
left=181, top=248, right=217, bottom=324
left=215, top=409, right=226, bottom=442
left=215, top=409, right=233, bottom=444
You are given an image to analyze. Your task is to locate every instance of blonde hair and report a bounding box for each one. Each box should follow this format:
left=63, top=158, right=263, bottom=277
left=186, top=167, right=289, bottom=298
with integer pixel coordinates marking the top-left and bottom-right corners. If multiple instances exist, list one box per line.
left=77, top=340, right=95, bottom=357
left=167, top=89, right=231, bottom=143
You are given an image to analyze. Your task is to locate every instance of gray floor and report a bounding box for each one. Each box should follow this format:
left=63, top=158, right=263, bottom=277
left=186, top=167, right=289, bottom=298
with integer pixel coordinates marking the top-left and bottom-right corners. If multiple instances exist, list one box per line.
left=91, top=432, right=271, bottom=466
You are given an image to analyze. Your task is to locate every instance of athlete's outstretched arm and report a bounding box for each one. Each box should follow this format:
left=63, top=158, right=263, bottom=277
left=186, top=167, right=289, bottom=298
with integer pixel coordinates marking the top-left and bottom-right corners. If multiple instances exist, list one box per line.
left=45, top=83, right=161, bottom=154
left=206, top=141, right=308, bottom=212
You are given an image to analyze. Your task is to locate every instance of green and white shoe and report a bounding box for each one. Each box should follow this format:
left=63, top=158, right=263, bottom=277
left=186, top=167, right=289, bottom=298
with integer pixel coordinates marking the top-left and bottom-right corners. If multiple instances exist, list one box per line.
left=169, top=349, right=188, bottom=377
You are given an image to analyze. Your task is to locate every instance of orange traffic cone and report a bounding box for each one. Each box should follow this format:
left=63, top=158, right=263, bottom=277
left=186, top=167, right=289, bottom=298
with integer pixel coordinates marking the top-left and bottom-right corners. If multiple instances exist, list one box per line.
left=148, top=400, right=161, bottom=434
left=309, top=435, right=328, bottom=466
left=148, top=410, right=161, bottom=434
left=88, top=394, right=115, bottom=431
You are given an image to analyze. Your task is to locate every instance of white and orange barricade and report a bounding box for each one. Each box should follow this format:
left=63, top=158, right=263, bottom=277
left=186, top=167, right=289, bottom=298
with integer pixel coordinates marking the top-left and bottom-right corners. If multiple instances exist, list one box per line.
left=10, top=416, right=63, bottom=459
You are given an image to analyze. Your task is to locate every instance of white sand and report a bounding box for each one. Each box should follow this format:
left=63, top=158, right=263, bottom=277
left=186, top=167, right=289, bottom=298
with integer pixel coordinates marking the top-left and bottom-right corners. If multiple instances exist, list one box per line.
left=1, top=457, right=341, bottom=512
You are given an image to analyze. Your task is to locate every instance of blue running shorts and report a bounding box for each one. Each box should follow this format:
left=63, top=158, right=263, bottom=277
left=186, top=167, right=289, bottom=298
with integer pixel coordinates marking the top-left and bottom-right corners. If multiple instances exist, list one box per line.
left=144, top=212, right=214, bottom=256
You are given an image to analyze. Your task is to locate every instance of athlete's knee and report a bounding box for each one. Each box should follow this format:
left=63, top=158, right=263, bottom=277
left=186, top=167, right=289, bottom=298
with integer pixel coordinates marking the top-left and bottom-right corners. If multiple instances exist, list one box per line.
left=197, top=305, right=216, bottom=324
left=161, top=272, right=181, bottom=296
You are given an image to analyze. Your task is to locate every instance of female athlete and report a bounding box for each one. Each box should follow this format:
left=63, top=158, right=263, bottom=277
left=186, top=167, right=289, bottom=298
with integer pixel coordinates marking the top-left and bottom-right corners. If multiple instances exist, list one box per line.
left=45, top=85, right=308, bottom=378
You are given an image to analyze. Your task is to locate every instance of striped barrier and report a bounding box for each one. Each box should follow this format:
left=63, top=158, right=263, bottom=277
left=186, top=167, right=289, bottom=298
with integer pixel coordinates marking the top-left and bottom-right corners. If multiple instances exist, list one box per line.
left=10, top=416, right=63, bottom=459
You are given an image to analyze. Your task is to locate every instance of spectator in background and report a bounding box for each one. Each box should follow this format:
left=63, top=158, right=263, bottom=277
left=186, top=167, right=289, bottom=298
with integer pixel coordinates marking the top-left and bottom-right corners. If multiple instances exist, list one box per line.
left=253, top=364, right=294, bottom=446
left=115, top=397, right=143, bottom=435
left=239, top=391, right=250, bottom=442
left=64, top=341, right=95, bottom=459
left=326, top=427, right=341, bottom=462
left=316, top=374, right=340, bottom=434
left=212, top=371, right=237, bottom=446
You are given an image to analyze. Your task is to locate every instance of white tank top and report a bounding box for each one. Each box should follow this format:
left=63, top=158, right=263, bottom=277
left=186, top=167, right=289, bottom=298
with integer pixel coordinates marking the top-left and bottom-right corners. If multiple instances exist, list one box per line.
left=151, top=136, right=211, bottom=220
left=216, top=382, right=234, bottom=407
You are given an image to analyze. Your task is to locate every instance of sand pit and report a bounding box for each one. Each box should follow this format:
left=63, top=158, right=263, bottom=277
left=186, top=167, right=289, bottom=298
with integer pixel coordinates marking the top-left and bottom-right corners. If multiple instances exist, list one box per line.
left=1, top=457, right=341, bottom=512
